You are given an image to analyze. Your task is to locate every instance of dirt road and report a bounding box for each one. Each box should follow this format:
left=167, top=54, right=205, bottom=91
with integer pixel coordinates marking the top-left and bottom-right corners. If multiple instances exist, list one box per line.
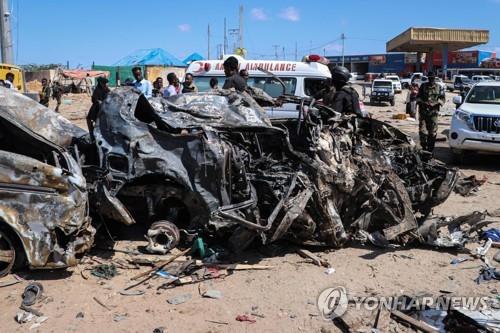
left=0, top=89, right=498, bottom=333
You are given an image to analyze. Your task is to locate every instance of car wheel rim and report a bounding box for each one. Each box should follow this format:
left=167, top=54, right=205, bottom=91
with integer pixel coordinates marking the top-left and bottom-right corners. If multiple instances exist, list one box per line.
left=0, top=230, right=16, bottom=277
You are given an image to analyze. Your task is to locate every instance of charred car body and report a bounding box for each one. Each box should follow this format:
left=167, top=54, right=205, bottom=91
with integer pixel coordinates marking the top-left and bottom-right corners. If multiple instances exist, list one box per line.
left=0, top=89, right=95, bottom=276
left=87, top=87, right=459, bottom=252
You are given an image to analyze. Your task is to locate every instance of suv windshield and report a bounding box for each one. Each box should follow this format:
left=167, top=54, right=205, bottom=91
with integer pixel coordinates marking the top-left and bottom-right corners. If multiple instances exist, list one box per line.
left=374, top=81, right=392, bottom=88
left=388, top=77, right=399, bottom=82
left=466, top=85, right=500, bottom=105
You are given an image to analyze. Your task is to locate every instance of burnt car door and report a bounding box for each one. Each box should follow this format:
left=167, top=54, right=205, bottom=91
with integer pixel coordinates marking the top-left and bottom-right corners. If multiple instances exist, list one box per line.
left=0, top=89, right=94, bottom=276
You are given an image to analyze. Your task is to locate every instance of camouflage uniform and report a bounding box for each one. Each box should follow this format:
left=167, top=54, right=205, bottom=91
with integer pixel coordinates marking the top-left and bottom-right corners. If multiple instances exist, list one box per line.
left=417, top=81, right=445, bottom=152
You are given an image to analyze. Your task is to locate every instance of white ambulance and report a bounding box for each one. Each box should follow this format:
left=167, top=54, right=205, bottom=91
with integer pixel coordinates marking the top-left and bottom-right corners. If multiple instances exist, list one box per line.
left=186, top=54, right=331, bottom=118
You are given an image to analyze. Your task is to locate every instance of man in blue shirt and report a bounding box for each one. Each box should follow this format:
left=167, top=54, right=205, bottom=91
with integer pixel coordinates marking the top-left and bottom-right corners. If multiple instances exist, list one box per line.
left=131, top=67, right=152, bottom=98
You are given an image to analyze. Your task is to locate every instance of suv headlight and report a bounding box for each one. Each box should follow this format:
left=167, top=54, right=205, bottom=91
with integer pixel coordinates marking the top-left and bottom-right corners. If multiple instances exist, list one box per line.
left=454, top=109, right=474, bottom=129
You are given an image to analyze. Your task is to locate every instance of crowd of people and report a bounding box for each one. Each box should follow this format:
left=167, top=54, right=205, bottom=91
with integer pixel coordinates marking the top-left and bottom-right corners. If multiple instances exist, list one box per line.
left=2, top=55, right=445, bottom=154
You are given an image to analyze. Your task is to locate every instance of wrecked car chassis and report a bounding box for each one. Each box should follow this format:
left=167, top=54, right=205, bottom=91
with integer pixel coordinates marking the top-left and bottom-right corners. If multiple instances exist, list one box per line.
left=0, top=89, right=95, bottom=276
left=87, top=88, right=459, bottom=252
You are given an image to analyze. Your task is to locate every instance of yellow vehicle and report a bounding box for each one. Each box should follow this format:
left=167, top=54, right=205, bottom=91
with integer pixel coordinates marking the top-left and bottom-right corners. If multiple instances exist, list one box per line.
left=0, top=63, right=25, bottom=92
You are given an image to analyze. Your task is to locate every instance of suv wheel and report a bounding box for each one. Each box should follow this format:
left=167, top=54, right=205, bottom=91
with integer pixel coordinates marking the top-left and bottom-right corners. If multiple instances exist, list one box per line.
left=390, top=99, right=395, bottom=106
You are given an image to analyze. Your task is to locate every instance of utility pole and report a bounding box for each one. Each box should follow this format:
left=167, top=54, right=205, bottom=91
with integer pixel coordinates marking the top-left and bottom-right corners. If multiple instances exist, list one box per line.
left=0, top=0, right=14, bottom=64
left=295, top=41, right=298, bottom=61
left=207, top=24, right=211, bottom=60
left=223, top=18, right=228, bottom=55
left=239, top=5, right=243, bottom=49
left=272, top=45, right=279, bottom=60
left=216, top=44, right=222, bottom=59
left=228, top=28, right=239, bottom=53
left=341, top=33, right=346, bottom=67
left=282, top=47, right=285, bottom=60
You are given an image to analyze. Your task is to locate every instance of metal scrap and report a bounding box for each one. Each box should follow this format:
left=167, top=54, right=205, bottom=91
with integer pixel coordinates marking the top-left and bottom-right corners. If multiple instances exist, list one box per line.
left=82, top=88, right=460, bottom=253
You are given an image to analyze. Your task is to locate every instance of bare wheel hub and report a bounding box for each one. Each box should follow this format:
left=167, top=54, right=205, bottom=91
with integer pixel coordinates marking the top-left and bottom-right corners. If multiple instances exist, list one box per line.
left=145, top=220, right=180, bottom=254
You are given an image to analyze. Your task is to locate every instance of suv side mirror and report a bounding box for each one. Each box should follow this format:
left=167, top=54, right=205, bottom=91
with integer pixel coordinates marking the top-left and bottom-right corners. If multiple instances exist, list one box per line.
left=452, top=95, right=462, bottom=106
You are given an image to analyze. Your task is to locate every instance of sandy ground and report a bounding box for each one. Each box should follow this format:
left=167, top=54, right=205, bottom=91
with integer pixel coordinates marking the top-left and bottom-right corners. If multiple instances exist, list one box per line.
left=0, top=89, right=499, bottom=333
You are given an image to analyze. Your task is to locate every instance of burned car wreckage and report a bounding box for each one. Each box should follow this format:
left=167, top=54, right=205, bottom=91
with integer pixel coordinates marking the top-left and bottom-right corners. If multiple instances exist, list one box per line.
left=0, top=89, right=95, bottom=276
left=0, top=85, right=463, bottom=275
left=86, top=87, right=459, bottom=253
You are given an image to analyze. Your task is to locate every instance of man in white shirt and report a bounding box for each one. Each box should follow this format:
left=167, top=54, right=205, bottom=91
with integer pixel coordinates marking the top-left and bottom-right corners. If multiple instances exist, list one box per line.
left=131, top=67, right=152, bottom=98
left=163, top=72, right=180, bottom=98
left=4, top=72, right=17, bottom=90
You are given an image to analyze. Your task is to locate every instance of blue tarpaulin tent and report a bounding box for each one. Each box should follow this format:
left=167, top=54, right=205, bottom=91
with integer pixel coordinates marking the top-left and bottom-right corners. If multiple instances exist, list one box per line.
left=183, top=52, right=204, bottom=65
left=113, top=48, right=184, bottom=67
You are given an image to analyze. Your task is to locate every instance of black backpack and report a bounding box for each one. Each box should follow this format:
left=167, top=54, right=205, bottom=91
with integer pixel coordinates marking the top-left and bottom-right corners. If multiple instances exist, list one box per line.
left=341, top=85, right=361, bottom=115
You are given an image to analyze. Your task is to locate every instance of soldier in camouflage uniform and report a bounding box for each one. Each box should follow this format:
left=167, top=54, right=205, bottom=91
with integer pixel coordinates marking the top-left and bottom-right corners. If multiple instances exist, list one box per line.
left=417, top=72, right=445, bottom=152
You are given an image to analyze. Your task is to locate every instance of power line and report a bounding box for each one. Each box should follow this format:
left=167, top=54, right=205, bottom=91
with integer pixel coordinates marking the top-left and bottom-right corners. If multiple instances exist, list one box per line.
left=272, top=45, right=279, bottom=60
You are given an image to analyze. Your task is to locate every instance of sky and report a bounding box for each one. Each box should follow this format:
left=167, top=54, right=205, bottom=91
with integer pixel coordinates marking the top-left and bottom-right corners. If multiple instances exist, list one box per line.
left=8, top=0, right=500, bottom=68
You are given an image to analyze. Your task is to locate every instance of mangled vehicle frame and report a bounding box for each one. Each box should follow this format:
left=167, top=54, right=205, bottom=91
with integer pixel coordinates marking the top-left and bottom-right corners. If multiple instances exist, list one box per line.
left=0, top=89, right=95, bottom=276
left=87, top=87, right=459, bottom=253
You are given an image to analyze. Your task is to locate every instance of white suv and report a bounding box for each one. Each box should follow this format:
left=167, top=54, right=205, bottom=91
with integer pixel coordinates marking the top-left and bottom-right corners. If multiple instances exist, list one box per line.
left=449, top=82, right=500, bottom=158
left=386, top=75, right=402, bottom=93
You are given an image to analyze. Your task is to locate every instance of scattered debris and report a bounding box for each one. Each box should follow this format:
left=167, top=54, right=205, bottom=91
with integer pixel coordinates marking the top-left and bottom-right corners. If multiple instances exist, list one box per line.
left=390, top=309, right=438, bottom=333
left=235, top=314, right=257, bottom=323
left=297, top=249, right=330, bottom=268
left=202, top=289, right=223, bottom=299
left=454, top=175, right=487, bottom=196
left=476, top=239, right=493, bottom=257
left=15, top=310, right=35, bottom=324
left=392, top=113, right=407, bottom=120
left=152, top=327, right=166, bottom=333
left=113, top=313, right=128, bottom=322
left=206, top=320, right=229, bottom=325
left=131, top=248, right=191, bottom=281
left=166, top=293, right=192, bottom=305
left=119, top=289, right=145, bottom=296
left=76, top=312, right=84, bottom=319
left=482, top=228, right=500, bottom=242
left=475, top=266, right=500, bottom=284
left=450, top=257, right=468, bottom=265
left=28, top=316, right=48, bottom=330
left=93, top=297, right=111, bottom=311
left=324, top=267, right=336, bottom=275
left=91, top=264, right=118, bottom=279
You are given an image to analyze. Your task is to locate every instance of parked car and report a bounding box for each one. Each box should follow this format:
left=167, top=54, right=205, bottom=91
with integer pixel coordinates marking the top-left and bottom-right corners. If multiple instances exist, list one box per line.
left=0, top=88, right=95, bottom=276
left=446, top=75, right=474, bottom=93
left=401, top=72, right=423, bottom=89
left=386, top=75, right=402, bottom=93
left=472, top=75, right=494, bottom=83
left=370, top=79, right=395, bottom=106
left=414, top=76, right=446, bottom=92
left=449, top=81, right=500, bottom=161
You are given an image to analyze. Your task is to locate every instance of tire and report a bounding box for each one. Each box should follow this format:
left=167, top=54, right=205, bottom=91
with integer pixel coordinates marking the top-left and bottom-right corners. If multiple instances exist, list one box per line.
left=0, top=226, right=25, bottom=277
left=390, top=99, right=395, bottom=106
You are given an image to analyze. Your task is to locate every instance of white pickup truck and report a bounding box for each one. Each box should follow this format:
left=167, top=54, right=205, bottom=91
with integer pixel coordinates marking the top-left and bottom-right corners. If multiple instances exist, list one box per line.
left=446, top=75, right=474, bottom=93
left=400, top=72, right=423, bottom=89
